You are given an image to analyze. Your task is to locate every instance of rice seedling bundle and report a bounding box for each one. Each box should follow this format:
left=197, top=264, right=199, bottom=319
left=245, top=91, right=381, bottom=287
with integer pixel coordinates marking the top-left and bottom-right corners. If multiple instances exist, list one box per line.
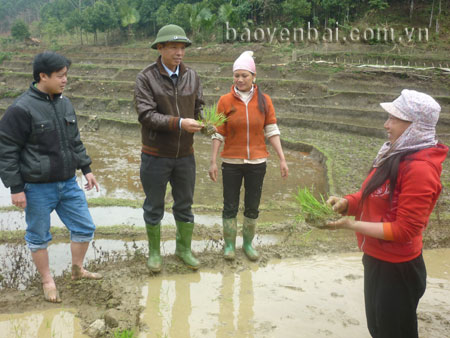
left=197, top=104, right=227, bottom=136
left=294, top=187, right=338, bottom=228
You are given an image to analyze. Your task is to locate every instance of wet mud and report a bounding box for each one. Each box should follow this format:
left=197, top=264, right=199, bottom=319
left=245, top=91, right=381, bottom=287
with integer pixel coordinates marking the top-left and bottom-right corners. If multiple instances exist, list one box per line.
left=1, top=244, right=449, bottom=337
left=1, top=43, right=450, bottom=337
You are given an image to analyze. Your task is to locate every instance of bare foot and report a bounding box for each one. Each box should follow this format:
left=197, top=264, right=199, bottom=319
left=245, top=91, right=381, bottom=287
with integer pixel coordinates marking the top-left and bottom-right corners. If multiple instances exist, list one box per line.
left=43, top=282, right=61, bottom=303
left=71, top=265, right=103, bottom=280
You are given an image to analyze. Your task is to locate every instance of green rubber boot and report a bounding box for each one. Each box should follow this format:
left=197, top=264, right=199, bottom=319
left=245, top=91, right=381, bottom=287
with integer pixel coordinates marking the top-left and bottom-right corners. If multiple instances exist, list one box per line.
left=243, top=217, right=259, bottom=261
left=145, top=223, right=162, bottom=272
left=223, top=218, right=237, bottom=260
left=175, top=221, right=199, bottom=270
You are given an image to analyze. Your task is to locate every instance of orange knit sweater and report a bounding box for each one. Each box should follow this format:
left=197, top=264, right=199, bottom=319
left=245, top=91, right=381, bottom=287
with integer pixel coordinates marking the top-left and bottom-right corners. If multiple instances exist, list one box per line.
left=216, top=85, right=277, bottom=160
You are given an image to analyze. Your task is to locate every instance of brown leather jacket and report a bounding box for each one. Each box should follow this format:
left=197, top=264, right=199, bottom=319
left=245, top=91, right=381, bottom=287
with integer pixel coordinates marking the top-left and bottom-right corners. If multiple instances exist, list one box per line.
left=134, top=56, right=204, bottom=158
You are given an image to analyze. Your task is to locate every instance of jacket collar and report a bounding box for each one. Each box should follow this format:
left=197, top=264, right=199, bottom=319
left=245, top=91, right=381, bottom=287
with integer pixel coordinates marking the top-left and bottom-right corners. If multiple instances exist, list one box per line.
left=156, top=56, right=187, bottom=78
left=29, top=82, right=62, bottom=101
left=231, top=84, right=258, bottom=100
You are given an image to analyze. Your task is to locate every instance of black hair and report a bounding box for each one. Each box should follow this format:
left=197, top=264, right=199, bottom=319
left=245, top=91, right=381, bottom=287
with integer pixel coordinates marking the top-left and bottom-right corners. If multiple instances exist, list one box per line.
left=33, top=51, right=71, bottom=82
left=256, top=84, right=268, bottom=114
left=361, top=149, right=419, bottom=205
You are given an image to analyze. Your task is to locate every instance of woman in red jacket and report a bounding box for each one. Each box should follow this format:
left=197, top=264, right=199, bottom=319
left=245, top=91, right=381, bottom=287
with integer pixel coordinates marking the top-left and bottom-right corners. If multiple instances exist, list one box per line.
left=209, top=51, right=288, bottom=261
left=327, top=89, right=448, bottom=338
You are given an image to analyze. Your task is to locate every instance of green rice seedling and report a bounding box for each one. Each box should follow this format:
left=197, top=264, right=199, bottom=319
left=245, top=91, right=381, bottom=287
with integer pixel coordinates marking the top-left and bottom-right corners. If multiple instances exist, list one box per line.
left=197, top=104, right=227, bottom=136
left=113, top=329, right=135, bottom=338
left=294, top=187, right=338, bottom=228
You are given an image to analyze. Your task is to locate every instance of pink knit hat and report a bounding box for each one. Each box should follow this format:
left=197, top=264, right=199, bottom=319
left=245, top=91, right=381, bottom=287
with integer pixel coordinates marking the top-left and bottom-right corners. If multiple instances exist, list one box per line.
left=233, top=51, right=256, bottom=74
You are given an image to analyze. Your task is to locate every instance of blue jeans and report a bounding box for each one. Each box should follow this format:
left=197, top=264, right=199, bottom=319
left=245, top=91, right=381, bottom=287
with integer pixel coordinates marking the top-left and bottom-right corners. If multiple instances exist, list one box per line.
left=24, top=176, right=95, bottom=252
left=140, top=153, right=196, bottom=225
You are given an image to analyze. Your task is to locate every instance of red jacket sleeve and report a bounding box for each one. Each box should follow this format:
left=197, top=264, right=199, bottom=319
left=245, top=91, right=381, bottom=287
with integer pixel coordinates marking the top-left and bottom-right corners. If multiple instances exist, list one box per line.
left=345, top=190, right=362, bottom=217
left=390, top=161, right=441, bottom=243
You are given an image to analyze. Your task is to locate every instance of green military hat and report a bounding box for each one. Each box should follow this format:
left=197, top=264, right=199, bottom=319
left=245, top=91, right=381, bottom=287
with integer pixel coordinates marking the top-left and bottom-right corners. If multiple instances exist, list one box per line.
left=151, top=24, right=192, bottom=49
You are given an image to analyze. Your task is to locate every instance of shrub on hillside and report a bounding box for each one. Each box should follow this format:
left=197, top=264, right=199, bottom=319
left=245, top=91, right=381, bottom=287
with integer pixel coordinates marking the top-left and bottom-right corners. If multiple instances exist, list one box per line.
left=11, top=20, right=30, bottom=41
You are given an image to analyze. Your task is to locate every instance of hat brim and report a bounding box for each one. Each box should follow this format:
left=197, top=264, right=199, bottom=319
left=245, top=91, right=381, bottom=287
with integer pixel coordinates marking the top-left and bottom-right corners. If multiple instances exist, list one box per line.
left=150, top=39, right=192, bottom=49
left=380, top=102, right=411, bottom=122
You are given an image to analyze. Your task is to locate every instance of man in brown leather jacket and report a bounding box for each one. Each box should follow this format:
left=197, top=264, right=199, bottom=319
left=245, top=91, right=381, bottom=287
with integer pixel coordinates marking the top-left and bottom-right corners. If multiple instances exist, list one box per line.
left=134, top=24, right=204, bottom=272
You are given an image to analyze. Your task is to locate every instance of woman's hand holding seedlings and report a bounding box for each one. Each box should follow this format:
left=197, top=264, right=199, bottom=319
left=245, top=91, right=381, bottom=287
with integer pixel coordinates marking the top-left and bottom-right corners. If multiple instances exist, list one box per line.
left=325, top=196, right=352, bottom=230
left=326, top=196, right=348, bottom=214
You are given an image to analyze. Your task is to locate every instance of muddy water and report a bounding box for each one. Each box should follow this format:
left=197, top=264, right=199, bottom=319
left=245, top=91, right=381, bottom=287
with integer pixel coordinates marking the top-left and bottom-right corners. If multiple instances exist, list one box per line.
left=0, top=249, right=448, bottom=337
left=0, top=308, right=86, bottom=338
left=0, top=235, right=281, bottom=285
left=0, top=206, right=223, bottom=230
left=138, top=249, right=450, bottom=338
left=0, top=129, right=325, bottom=226
left=81, top=130, right=325, bottom=215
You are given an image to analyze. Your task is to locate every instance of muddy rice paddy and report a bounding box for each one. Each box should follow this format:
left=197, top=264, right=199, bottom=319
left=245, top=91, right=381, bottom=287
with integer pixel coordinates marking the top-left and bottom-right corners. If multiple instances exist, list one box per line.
left=1, top=43, right=450, bottom=337
left=1, top=126, right=449, bottom=338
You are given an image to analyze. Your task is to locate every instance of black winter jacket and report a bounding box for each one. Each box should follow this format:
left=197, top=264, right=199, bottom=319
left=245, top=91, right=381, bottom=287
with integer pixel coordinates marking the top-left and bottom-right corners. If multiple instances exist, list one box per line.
left=0, top=83, right=91, bottom=193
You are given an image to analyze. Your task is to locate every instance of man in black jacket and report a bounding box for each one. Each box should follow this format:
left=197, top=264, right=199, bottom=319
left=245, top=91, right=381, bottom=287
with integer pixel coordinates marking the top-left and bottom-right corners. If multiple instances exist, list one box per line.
left=0, top=52, right=102, bottom=303
left=135, top=24, right=204, bottom=272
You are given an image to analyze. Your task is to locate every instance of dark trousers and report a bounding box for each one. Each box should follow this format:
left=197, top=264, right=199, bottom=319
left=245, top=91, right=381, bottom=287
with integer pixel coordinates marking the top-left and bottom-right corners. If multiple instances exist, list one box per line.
left=221, top=162, right=266, bottom=219
left=140, top=153, right=196, bottom=225
left=363, top=253, right=427, bottom=338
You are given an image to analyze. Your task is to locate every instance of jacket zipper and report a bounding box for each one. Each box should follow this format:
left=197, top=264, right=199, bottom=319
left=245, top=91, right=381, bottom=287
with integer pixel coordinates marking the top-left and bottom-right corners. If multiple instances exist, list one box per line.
left=245, top=101, right=250, bottom=159
left=235, top=89, right=253, bottom=160
left=51, top=98, right=69, bottom=178
left=174, top=83, right=181, bottom=158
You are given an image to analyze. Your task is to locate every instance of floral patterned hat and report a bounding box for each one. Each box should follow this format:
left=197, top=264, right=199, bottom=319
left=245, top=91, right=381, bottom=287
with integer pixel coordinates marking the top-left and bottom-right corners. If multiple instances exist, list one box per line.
left=380, top=89, right=441, bottom=127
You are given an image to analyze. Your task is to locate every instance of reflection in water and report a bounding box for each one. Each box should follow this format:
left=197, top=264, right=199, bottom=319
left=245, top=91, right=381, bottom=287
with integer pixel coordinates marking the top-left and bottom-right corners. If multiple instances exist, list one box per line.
left=237, top=270, right=255, bottom=337
left=0, top=236, right=281, bottom=287
left=0, top=206, right=223, bottom=230
left=0, top=184, right=10, bottom=207
left=139, top=251, right=450, bottom=338
left=169, top=273, right=199, bottom=338
left=80, top=129, right=326, bottom=224
left=217, top=272, right=235, bottom=336
left=0, top=250, right=448, bottom=337
left=139, top=256, right=369, bottom=338
left=0, top=129, right=325, bottom=226
left=0, top=309, right=86, bottom=338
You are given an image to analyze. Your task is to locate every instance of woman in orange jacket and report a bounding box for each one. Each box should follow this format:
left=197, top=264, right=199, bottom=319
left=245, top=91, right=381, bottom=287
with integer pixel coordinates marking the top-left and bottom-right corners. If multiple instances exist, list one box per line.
left=209, top=51, right=288, bottom=261
left=327, top=89, right=448, bottom=338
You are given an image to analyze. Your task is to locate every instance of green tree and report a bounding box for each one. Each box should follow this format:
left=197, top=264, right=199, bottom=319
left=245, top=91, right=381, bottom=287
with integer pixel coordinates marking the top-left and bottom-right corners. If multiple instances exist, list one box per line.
left=11, top=19, right=30, bottom=41
left=233, top=1, right=253, bottom=27
left=369, top=0, right=389, bottom=10
left=281, top=0, right=311, bottom=28
left=137, top=0, right=159, bottom=36
left=190, top=2, right=216, bottom=42
left=40, top=17, right=65, bottom=46
left=218, top=3, right=238, bottom=27
left=173, top=3, right=192, bottom=33
left=40, top=0, right=72, bottom=22
left=64, top=10, right=85, bottom=44
left=90, top=0, right=118, bottom=44
left=155, top=4, right=170, bottom=29
left=118, top=0, right=141, bottom=39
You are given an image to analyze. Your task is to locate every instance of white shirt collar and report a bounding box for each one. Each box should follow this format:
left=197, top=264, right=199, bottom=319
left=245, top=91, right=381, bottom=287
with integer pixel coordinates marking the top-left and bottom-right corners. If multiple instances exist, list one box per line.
left=162, top=62, right=179, bottom=77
